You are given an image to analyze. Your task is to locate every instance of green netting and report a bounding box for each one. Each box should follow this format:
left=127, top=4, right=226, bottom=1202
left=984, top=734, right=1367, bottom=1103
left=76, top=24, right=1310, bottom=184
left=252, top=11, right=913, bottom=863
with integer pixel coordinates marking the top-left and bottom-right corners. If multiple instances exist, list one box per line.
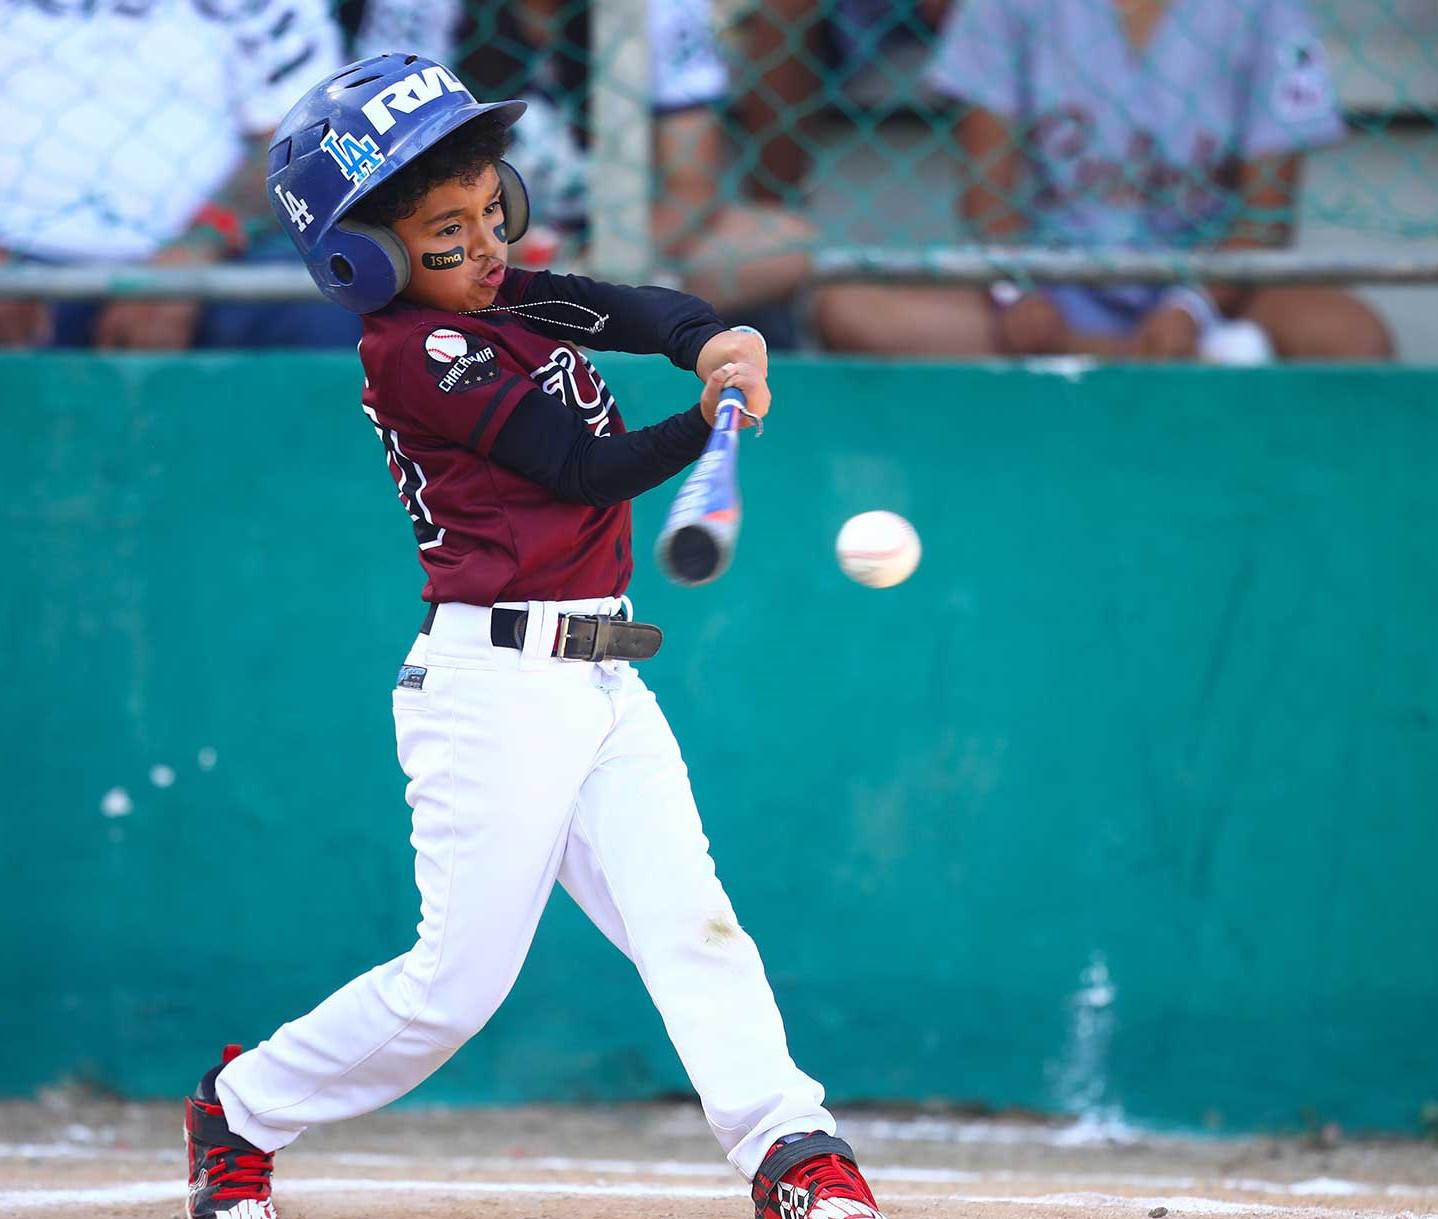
left=464, top=0, right=1438, bottom=285
left=2, top=0, right=1436, bottom=296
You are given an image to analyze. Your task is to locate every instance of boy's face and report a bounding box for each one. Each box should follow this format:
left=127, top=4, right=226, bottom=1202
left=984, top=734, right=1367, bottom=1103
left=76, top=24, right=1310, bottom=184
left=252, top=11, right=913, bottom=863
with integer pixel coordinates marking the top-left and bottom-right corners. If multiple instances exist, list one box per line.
left=391, top=164, right=508, bottom=313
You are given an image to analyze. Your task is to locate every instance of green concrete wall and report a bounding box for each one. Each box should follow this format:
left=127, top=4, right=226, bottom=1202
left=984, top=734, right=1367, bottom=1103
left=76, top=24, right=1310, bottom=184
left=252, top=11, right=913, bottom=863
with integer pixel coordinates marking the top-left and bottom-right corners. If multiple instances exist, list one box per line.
left=3, top=353, right=1435, bottom=1133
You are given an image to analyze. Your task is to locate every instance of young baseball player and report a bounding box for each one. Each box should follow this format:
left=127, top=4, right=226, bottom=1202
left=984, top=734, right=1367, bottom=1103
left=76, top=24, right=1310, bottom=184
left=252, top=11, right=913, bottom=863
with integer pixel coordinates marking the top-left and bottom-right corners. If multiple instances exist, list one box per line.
left=183, top=53, right=886, bottom=1219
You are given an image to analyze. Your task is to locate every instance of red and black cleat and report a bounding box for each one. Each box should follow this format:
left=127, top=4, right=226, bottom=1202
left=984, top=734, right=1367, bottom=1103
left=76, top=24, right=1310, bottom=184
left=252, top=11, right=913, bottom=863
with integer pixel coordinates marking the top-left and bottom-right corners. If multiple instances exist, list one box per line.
left=752, top=1132, right=886, bottom=1219
left=184, top=1044, right=278, bottom=1219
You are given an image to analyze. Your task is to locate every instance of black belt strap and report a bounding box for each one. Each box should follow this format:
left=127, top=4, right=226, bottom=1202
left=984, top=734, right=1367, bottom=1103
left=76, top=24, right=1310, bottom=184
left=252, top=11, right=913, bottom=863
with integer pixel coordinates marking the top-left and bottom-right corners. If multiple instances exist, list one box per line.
left=420, top=604, right=662, bottom=662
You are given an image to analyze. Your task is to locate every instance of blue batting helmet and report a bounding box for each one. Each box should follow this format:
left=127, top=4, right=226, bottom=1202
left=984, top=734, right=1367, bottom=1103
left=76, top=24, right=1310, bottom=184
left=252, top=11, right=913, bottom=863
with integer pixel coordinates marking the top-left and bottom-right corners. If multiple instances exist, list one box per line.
left=266, top=53, right=530, bottom=314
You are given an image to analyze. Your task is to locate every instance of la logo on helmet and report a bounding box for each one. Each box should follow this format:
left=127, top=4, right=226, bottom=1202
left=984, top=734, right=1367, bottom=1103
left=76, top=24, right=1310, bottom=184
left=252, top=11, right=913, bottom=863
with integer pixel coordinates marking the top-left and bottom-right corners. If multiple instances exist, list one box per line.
left=363, top=66, right=469, bottom=134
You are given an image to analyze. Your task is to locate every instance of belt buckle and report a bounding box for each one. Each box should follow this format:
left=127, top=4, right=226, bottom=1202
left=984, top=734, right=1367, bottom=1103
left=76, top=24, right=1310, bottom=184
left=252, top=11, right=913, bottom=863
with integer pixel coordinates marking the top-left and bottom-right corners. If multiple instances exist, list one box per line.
left=555, top=612, right=577, bottom=660
left=555, top=612, right=609, bottom=661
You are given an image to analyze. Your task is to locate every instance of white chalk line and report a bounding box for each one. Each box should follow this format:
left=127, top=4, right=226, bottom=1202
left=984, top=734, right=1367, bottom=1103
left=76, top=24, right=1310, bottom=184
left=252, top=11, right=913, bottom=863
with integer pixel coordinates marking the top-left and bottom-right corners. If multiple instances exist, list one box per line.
left=4, top=1178, right=739, bottom=1209
left=1, top=1177, right=1434, bottom=1218
left=955, top=1193, right=1437, bottom=1218
left=6, top=1145, right=1437, bottom=1203
left=438, top=1159, right=1438, bottom=1201
left=4, top=1173, right=1438, bottom=1216
left=655, top=1112, right=1149, bottom=1148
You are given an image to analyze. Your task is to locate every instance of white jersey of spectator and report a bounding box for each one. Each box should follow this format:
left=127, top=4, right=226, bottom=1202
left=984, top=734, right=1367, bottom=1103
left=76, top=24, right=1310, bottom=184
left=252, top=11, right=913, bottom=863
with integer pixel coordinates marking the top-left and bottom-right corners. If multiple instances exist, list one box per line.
left=353, top=0, right=727, bottom=113
left=350, top=0, right=463, bottom=65
left=649, top=0, right=728, bottom=112
left=926, top=0, right=1345, bottom=249
left=505, top=96, right=592, bottom=233
left=0, top=0, right=342, bottom=262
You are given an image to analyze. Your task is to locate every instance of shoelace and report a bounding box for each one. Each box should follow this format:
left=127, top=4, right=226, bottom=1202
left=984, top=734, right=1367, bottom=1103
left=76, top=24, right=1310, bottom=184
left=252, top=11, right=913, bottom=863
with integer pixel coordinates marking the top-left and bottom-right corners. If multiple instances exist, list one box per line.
left=785, top=1153, right=878, bottom=1206
left=205, top=1144, right=275, bottom=1201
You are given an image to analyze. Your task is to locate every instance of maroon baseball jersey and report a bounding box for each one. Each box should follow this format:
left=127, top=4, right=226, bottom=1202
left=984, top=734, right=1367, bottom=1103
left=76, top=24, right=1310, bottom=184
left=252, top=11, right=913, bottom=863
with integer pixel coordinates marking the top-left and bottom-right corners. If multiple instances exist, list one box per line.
left=358, top=268, right=724, bottom=605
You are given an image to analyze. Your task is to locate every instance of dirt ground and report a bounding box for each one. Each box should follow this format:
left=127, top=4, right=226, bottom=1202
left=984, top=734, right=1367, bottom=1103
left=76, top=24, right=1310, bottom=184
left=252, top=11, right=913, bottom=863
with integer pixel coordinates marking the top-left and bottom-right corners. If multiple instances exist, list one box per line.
left=3, top=1094, right=1436, bottom=1219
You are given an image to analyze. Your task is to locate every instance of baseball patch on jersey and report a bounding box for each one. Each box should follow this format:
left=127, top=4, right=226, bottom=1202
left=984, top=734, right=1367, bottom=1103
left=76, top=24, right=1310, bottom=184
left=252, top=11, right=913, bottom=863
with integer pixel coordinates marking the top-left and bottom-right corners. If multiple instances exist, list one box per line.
left=396, top=665, right=427, bottom=690
left=425, top=328, right=501, bottom=393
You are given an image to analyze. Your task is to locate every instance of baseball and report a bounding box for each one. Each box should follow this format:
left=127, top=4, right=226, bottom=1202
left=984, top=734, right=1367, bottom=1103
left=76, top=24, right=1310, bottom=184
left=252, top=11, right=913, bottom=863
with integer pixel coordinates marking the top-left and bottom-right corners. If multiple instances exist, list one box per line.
left=836, top=511, right=921, bottom=588
left=425, top=328, right=467, bottom=362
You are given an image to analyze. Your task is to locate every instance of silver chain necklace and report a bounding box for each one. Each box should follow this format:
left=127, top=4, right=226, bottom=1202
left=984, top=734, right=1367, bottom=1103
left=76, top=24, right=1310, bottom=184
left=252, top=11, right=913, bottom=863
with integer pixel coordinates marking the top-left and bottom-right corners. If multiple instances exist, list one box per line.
left=460, top=300, right=609, bottom=336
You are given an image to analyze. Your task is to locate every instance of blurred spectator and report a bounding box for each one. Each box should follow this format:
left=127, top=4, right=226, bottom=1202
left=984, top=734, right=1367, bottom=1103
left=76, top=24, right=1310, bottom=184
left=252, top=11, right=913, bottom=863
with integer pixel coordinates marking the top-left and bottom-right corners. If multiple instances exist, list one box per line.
left=345, top=0, right=590, bottom=262
left=815, top=0, right=1394, bottom=360
left=347, top=0, right=814, bottom=346
left=0, top=0, right=351, bottom=350
left=734, top=0, right=952, bottom=206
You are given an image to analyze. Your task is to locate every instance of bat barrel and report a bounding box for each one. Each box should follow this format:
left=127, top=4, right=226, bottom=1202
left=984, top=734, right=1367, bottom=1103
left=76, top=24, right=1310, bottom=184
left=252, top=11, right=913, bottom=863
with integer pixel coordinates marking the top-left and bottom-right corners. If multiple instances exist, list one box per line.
left=654, top=385, right=747, bottom=587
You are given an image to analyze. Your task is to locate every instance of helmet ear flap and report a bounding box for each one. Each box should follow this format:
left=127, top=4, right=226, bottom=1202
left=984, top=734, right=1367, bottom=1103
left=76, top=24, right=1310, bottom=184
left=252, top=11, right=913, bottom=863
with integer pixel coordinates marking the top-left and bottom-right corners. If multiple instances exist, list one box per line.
left=324, top=220, right=411, bottom=313
left=337, top=220, right=411, bottom=296
left=496, top=159, right=530, bottom=244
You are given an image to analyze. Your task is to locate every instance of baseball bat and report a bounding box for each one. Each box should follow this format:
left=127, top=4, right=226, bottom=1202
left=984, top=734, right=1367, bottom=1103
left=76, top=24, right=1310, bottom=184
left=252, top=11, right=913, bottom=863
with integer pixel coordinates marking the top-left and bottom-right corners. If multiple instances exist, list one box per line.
left=654, top=385, right=747, bottom=586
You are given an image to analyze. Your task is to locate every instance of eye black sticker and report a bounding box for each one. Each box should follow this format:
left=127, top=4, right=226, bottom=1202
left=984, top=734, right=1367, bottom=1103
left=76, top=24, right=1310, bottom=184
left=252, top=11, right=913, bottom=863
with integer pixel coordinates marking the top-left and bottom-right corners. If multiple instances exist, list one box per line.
left=422, top=247, right=465, bottom=270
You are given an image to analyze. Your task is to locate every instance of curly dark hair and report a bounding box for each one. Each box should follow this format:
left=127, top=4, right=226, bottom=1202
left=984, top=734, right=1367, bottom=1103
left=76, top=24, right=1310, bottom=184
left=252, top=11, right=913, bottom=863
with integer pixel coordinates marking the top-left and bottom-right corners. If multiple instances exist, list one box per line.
left=346, top=114, right=512, bottom=227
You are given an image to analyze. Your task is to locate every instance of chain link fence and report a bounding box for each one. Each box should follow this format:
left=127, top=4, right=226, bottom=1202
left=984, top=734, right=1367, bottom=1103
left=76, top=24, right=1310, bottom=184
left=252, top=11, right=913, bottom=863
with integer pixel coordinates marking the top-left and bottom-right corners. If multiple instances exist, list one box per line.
left=2, top=0, right=1436, bottom=347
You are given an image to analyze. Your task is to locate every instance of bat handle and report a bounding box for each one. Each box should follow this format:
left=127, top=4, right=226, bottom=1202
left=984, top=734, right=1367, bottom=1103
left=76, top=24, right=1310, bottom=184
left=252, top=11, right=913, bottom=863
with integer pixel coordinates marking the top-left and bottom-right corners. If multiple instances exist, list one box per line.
left=718, top=384, right=764, bottom=437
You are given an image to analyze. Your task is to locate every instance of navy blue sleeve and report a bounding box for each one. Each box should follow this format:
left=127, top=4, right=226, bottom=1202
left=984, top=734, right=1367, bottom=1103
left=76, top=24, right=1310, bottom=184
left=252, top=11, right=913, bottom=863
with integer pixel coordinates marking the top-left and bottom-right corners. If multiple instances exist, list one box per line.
left=490, top=387, right=711, bottom=508
left=513, top=269, right=728, bottom=371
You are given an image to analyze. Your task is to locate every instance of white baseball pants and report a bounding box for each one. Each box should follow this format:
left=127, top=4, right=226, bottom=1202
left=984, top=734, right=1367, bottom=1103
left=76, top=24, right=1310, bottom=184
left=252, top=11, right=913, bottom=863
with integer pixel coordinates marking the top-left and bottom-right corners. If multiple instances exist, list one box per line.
left=216, top=597, right=833, bottom=1178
